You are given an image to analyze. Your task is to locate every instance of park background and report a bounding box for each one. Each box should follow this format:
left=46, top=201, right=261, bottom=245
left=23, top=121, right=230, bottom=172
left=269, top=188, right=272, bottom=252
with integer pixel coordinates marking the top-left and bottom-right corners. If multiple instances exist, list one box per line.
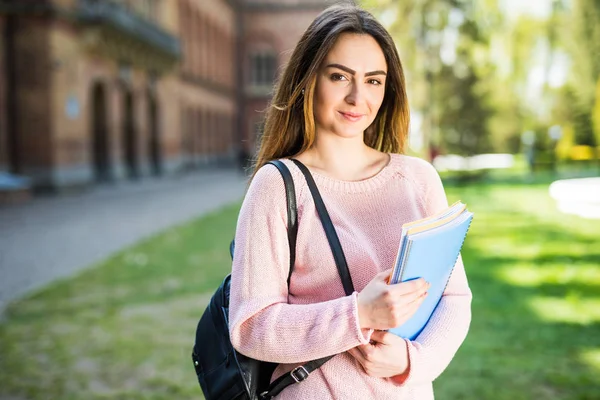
left=0, top=0, right=598, bottom=399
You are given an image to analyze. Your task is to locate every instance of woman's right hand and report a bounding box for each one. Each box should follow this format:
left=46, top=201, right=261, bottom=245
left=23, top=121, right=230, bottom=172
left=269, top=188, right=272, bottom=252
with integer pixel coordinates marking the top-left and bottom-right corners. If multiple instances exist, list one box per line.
left=357, top=269, right=430, bottom=330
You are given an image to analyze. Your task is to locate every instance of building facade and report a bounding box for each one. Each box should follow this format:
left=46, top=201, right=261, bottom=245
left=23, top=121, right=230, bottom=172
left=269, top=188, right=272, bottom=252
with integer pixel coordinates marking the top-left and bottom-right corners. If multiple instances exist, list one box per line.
left=240, top=0, right=338, bottom=158
left=0, top=0, right=336, bottom=190
left=177, top=0, right=237, bottom=170
left=0, top=13, right=6, bottom=173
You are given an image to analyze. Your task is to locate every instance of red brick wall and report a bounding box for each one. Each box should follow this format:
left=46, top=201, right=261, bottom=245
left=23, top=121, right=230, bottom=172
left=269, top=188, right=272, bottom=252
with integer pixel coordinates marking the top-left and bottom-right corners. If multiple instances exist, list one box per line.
left=0, top=15, right=7, bottom=171
left=3, top=0, right=338, bottom=188
left=177, top=0, right=237, bottom=166
left=43, top=1, right=185, bottom=185
left=13, top=17, right=53, bottom=184
left=241, top=4, right=330, bottom=155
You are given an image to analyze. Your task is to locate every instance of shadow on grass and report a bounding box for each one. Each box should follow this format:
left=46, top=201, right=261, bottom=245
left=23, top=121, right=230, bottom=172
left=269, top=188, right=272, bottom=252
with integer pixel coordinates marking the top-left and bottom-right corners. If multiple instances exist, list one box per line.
left=436, top=202, right=600, bottom=400
left=0, top=204, right=245, bottom=400
left=2, top=179, right=599, bottom=400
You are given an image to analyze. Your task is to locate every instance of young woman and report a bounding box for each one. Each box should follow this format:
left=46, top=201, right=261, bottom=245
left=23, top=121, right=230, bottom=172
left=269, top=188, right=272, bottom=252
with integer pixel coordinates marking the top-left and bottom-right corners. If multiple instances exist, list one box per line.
left=229, top=4, right=471, bottom=399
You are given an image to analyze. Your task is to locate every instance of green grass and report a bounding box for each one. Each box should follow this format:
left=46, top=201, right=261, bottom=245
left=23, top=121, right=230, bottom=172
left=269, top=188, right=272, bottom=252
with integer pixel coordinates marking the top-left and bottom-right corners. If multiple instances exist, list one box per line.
left=1, top=178, right=599, bottom=399
left=0, top=203, right=241, bottom=400
left=436, top=180, right=600, bottom=400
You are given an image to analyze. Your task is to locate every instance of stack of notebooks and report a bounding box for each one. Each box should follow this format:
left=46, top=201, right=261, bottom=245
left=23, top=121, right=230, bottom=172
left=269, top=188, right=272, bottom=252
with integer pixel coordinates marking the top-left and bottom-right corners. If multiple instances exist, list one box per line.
left=388, top=201, right=473, bottom=340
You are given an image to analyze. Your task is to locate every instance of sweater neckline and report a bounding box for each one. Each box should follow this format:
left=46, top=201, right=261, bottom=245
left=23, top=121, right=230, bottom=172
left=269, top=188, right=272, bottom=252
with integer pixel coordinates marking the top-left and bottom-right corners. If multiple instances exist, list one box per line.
left=288, top=153, right=401, bottom=193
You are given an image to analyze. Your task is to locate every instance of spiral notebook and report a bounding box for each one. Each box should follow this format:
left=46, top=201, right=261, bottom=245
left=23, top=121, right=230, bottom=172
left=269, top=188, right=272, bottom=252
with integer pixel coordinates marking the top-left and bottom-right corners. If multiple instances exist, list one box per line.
left=388, top=201, right=473, bottom=340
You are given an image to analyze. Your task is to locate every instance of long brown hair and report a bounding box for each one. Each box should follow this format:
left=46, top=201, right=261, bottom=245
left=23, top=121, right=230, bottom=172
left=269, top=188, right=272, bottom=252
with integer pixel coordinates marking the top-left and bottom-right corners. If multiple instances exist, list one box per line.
left=252, top=3, right=410, bottom=178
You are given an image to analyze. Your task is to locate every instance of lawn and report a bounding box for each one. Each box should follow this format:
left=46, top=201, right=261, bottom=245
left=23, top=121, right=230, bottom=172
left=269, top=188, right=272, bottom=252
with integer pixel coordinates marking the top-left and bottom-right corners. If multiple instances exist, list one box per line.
left=0, top=177, right=599, bottom=400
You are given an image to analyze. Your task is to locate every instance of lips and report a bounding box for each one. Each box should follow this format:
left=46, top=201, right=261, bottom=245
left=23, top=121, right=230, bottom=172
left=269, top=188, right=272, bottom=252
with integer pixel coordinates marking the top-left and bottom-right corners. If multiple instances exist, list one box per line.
left=338, top=111, right=364, bottom=122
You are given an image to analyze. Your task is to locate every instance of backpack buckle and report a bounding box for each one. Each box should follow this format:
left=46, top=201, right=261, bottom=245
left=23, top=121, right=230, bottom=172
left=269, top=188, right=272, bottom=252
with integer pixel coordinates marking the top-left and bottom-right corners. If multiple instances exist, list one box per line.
left=291, top=366, right=309, bottom=383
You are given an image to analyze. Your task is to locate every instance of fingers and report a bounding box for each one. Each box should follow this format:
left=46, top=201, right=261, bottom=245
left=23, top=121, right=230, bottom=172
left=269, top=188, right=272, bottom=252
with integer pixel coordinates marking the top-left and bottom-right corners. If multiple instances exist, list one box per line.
left=406, top=288, right=429, bottom=305
left=376, top=268, right=394, bottom=283
left=388, top=292, right=428, bottom=328
left=370, top=330, right=393, bottom=345
left=360, top=272, right=430, bottom=331
left=348, top=347, right=367, bottom=365
left=370, top=330, right=409, bottom=348
left=355, top=344, right=370, bottom=360
left=392, top=278, right=430, bottom=296
left=350, top=343, right=376, bottom=361
left=348, top=345, right=387, bottom=377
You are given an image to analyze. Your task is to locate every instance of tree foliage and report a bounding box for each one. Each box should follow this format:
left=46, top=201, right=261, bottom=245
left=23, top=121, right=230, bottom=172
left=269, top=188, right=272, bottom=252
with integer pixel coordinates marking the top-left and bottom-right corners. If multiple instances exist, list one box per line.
left=360, top=0, right=600, bottom=157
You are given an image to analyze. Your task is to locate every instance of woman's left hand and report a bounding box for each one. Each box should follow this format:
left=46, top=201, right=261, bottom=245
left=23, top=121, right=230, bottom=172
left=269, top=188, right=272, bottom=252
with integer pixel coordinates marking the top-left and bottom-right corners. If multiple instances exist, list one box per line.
left=347, top=330, right=410, bottom=378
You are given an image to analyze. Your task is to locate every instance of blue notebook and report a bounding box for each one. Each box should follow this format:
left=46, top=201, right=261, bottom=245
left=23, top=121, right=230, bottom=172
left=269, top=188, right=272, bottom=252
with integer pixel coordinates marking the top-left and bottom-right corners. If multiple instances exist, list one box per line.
left=388, top=203, right=473, bottom=340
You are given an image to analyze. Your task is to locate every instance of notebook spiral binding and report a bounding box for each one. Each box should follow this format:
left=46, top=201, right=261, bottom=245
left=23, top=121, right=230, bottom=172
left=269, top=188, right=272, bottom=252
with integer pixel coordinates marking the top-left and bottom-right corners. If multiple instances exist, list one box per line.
left=439, top=215, right=474, bottom=295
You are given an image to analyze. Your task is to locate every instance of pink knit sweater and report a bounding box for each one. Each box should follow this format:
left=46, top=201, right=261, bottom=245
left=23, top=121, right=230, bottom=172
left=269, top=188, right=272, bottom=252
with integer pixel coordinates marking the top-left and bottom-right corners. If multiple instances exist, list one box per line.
left=229, top=154, right=472, bottom=399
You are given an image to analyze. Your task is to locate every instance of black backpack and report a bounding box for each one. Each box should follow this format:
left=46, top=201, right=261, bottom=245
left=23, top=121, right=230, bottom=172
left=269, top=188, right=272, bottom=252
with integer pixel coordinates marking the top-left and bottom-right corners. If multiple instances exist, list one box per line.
left=191, top=159, right=355, bottom=400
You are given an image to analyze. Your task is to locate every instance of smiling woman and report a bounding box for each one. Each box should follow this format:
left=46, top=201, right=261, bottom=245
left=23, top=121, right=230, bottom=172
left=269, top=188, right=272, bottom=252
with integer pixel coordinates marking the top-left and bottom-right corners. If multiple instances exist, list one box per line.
left=314, top=34, right=387, bottom=142
left=252, top=4, right=411, bottom=182
left=222, top=4, right=473, bottom=400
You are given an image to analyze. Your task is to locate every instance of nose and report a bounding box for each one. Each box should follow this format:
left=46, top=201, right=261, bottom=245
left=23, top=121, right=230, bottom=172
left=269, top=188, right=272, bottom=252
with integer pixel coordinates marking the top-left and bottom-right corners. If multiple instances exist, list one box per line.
left=345, top=81, right=365, bottom=106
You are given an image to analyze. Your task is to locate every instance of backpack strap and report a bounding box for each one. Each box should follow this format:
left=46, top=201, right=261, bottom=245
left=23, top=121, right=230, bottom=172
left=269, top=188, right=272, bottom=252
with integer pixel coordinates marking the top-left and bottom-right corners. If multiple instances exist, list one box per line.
left=229, top=160, right=298, bottom=282
left=268, top=160, right=298, bottom=285
left=260, top=158, right=355, bottom=400
left=290, top=159, right=355, bottom=294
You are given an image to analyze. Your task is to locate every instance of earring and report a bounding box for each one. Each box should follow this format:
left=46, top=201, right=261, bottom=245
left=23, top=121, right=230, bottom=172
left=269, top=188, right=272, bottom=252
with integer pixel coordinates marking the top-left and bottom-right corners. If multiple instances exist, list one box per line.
left=301, top=89, right=305, bottom=95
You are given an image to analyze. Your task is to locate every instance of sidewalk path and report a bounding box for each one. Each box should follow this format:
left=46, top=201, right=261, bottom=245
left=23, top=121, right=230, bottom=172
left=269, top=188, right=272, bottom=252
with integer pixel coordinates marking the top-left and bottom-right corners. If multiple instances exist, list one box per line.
left=0, top=168, right=248, bottom=312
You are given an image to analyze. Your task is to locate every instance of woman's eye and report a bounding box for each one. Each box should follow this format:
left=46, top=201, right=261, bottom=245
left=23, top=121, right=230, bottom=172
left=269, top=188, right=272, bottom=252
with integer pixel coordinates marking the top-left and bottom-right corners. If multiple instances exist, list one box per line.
left=368, top=79, right=382, bottom=86
left=331, top=73, right=347, bottom=82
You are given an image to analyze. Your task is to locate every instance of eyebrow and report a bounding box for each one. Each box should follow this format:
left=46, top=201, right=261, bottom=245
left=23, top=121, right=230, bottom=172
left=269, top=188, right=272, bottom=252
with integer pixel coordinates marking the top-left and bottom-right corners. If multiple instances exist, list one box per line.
left=325, top=63, right=387, bottom=77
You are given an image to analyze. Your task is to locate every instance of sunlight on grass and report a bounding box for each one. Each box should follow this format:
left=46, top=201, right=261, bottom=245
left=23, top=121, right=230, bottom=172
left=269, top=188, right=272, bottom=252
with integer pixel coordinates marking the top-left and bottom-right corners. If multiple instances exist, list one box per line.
left=0, top=203, right=241, bottom=400
left=497, top=264, right=600, bottom=287
left=2, top=181, right=599, bottom=400
left=527, top=296, right=600, bottom=325
left=579, top=348, right=600, bottom=373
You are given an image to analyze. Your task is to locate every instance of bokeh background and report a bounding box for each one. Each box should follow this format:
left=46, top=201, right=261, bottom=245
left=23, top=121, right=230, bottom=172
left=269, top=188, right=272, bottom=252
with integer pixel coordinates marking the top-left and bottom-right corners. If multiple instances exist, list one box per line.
left=0, top=0, right=598, bottom=399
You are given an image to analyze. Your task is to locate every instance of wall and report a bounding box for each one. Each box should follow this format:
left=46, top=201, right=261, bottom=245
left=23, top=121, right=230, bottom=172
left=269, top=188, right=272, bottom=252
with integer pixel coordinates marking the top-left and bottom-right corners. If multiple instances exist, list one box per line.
left=241, top=2, right=331, bottom=153
left=0, top=15, right=7, bottom=172
left=176, top=0, right=237, bottom=167
left=12, top=16, right=53, bottom=187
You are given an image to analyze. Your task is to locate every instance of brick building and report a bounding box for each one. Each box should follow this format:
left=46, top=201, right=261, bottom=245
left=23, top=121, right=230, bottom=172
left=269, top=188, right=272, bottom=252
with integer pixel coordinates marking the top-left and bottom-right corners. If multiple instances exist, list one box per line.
left=0, top=13, right=8, bottom=173
left=240, top=0, right=338, bottom=158
left=0, top=0, right=336, bottom=190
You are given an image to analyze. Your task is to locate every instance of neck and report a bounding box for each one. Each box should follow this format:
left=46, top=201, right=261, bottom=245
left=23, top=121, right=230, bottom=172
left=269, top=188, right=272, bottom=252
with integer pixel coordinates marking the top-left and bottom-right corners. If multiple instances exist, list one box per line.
left=299, top=134, right=384, bottom=181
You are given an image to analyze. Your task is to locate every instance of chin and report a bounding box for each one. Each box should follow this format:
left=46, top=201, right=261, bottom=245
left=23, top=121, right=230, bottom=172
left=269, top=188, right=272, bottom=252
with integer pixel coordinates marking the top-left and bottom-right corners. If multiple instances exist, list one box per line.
left=316, top=121, right=370, bottom=140
left=332, top=132, right=364, bottom=141
left=333, top=125, right=369, bottom=139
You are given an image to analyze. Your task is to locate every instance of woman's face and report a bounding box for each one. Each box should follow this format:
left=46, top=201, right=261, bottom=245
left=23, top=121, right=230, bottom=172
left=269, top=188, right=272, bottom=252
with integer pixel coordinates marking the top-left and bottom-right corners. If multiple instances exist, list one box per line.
left=313, top=32, right=387, bottom=142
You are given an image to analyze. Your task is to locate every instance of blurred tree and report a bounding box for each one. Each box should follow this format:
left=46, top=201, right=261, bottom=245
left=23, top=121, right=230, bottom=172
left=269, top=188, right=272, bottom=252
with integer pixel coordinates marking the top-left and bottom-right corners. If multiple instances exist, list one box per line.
left=552, top=86, right=579, bottom=158
left=434, top=63, right=493, bottom=155
left=433, top=18, right=494, bottom=156
left=362, top=0, right=496, bottom=157
left=361, top=0, right=600, bottom=159
left=556, top=125, right=575, bottom=160
left=594, top=79, right=600, bottom=148
left=559, top=0, right=600, bottom=147
left=566, top=0, right=600, bottom=107
left=572, top=108, right=596, bottom=147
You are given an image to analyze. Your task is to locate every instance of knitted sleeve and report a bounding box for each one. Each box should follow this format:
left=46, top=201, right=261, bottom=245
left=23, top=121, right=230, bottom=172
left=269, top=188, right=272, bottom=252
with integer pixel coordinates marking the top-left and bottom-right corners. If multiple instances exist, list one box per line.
left=228, top=164, right=372, bottom=364
left=392, top=158, right=473, bottom=386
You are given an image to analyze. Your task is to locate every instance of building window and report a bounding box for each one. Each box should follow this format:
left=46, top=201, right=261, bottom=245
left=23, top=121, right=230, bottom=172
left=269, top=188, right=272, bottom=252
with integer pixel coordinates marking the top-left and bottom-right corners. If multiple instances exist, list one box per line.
left=250, top=52, right=277, bottom=86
